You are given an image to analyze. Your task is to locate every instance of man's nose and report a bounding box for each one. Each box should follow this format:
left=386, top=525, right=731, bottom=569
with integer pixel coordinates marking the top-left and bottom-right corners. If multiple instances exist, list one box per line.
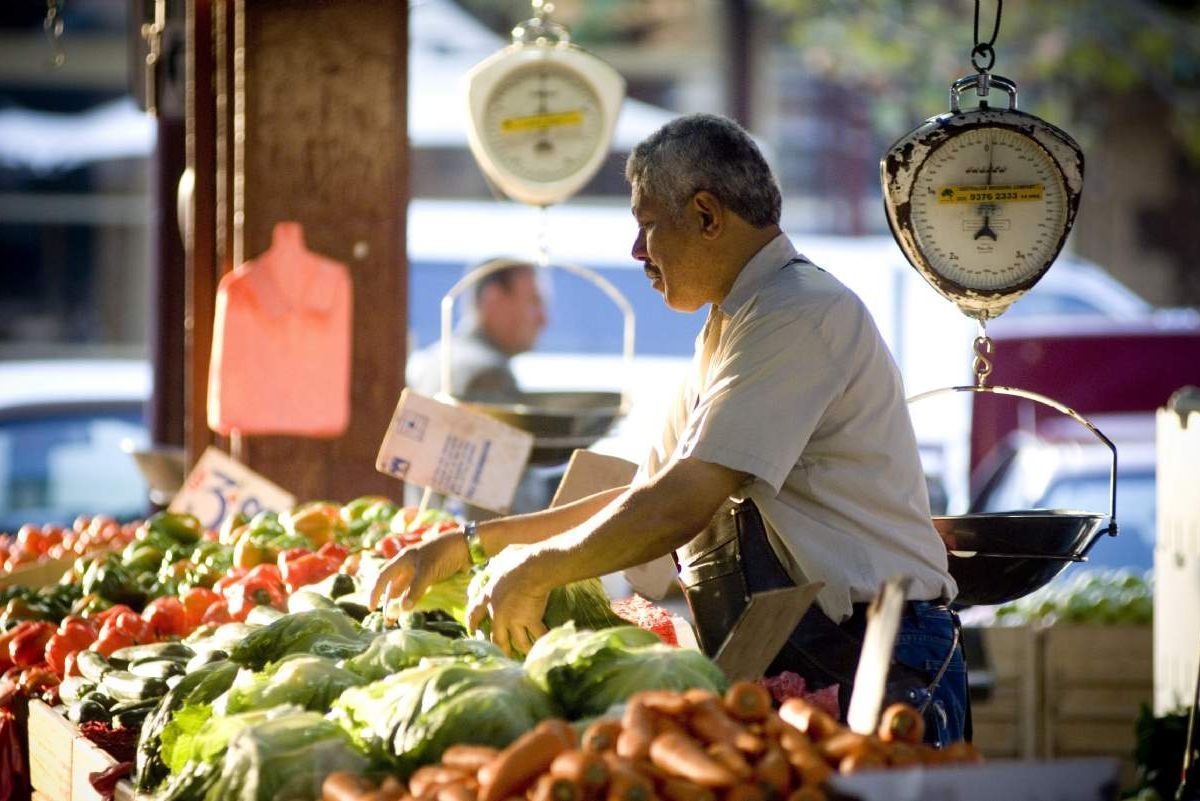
left=631, top=231, right=646, bottom=261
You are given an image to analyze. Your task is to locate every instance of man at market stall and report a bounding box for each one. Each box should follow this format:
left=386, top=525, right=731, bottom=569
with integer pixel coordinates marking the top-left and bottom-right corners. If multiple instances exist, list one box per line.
left=371, top=113, right=969, bottom=745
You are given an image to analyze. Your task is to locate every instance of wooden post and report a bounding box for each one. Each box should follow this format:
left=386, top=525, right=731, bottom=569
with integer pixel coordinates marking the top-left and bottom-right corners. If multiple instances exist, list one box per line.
left=186, top=0, right=408, bottom=502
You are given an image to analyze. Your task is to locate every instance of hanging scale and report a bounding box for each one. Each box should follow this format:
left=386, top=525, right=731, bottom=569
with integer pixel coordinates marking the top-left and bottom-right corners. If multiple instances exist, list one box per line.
left=881, top=0, right=1085, bottom=322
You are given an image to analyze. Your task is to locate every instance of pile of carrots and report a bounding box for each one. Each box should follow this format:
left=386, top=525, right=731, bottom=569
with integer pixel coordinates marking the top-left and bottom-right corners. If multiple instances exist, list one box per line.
left=321, top=682, right=982, bottom=801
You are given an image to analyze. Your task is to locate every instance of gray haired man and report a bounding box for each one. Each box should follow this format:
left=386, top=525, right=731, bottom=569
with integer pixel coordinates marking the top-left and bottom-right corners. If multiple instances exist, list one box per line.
left=373, top=113, right=969, bottom=745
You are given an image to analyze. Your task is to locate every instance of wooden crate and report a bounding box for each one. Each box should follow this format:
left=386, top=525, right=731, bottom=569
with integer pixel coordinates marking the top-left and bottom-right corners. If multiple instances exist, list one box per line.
left=73, top=735, right=119, bottom=801
left=969, top=626, right=1041, bottom=759
left=1042, top=625, right=1152, bottom=787
left=0, top=556, right=76, bottom=589
left=28, top=700, right=75, bottom=801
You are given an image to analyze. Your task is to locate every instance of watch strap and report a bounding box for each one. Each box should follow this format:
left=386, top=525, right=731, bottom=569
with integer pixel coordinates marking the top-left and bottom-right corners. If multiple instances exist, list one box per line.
left=463, top=520, right=488, bottom=567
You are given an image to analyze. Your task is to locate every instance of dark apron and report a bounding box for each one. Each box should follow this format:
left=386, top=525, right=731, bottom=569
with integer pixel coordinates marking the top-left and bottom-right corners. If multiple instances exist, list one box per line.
left=674, top=498, right=951, bottom=718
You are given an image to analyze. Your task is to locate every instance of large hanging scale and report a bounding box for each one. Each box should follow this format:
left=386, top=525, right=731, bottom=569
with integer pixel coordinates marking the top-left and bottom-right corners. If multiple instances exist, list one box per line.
left=882, top=58, right=1084, bottom=320
left=464, top=2, right=625, bottom=207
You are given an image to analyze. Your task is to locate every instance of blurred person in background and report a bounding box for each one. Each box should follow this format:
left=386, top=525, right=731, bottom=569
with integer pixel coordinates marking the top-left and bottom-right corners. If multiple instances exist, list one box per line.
left=406, top=257, right=547, bottom=403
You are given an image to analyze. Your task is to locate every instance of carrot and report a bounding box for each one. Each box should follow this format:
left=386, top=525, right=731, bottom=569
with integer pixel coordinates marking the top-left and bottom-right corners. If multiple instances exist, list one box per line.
left=410, top=766, right=471, bottom=797
left=776, top=726, right=813, bottom=758
left=877, top=703, right=924, bottom=745
left=881, top=741, right=920, bottom=768
left=581, top=720, right=623, bottom=755
left=838, top=750, right=886, bottom=775
left=617, top=698, right=655, bottom=761
left=784, top=751, right=832, bottom=787
left=784, top=787, right=828, bottom=801
left=434, top=785, right=477, bottom=801
left=777, top=700, right=838, bottom=742
left=444, top=745, right=502, bottom=773
left=722, top=784, right=767, bottom=801
left=538, top=719, right=580, bottom=748
left=478, top=728, right=570, bottom=801
left=939, top=741, right=983, bottom=764
left=752, top=745, right=791, bottom=798
left=550, top=750, right=610, bottom=797
left=648, top=732, right=739, bottom=788
left=322, top=772, right=374, bottom=801
left=637, top=690, right=690, bottom=716
left=529, top=774, right=583, bottom=801
left=688, top=698, right=764, bottom=754
left=817, top=731, right=874, bottom=762
left=602, top=755, right=655, bottom=801
left=658, top=777, right=716, bottom=801
left=705, top=742, right=752, bottom=780
left=652, top=712, right=690, bottom=739
left=723, top=682, right=772, bottom=722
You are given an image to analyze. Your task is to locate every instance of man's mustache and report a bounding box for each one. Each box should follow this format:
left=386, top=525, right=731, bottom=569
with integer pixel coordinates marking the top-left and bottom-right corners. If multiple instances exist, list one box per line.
left=642, top=263, right=661, bottom=279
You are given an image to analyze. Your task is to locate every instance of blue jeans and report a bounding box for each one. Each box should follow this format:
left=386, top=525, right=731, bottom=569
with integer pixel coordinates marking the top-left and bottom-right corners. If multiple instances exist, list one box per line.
left=767, top=600, right=970, bottom=746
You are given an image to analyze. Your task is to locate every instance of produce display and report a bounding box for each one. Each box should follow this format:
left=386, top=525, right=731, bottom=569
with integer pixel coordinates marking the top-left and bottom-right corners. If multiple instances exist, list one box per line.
left=0, top=515, right=138, bottom=575
left=0, top=497, right=984, bottom=801
left=993, top=568, right=1153, bottom=626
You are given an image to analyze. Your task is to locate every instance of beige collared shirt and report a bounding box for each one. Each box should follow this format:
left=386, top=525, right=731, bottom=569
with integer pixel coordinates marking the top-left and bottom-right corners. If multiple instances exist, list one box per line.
left=636, top=233, right=956, bottom=622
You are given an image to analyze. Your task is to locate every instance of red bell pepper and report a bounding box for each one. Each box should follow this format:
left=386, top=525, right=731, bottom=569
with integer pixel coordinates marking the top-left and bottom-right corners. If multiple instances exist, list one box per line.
left=100, top=610, right=154, bottom=646
left=317, top=542, right=349, bottom=564
left=200, top=600, right=232, bottom=626
left=45, top=626, right=96, bottom=677
left=281, top=553, right=339, bottom=593
left=143, top=597, right=187, bottom=639
left=181, top=587, right=222, bottom=632
left=90, top=629, right=136, bottom=657
left=9, top=621, right=55, bottom=669
left=276, top=547, right=311, bottom=569
left=213, top=568, right=249, bottom=594
left=374, top=534, right=406, bottom=560
left=0, top=622, right=36, bottom=671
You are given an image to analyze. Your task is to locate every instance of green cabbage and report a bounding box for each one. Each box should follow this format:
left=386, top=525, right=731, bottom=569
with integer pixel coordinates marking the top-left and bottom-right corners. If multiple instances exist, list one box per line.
left=524, top=623, right=728, bottom=718
left=330, top=658, right=557, bottom=774
left=229, top=609, right=374, bottom=670
left=340, top=628, right=503, bottom=681
left=214, top=654, right=364, bottom=715
left=466, top=570, right=627, bottom=634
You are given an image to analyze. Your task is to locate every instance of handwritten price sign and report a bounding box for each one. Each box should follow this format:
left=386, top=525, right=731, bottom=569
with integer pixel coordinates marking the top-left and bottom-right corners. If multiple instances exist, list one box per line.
left=169, top=447, right=296, bottom=530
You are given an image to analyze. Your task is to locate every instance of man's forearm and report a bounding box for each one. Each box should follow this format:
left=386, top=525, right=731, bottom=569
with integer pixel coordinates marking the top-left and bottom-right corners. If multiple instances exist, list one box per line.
left=476, top=485, right=626, bottom=557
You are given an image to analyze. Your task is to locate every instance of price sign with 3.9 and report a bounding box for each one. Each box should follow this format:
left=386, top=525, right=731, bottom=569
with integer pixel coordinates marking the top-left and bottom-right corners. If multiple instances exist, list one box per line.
left=169, top=446, right=296, bottom=530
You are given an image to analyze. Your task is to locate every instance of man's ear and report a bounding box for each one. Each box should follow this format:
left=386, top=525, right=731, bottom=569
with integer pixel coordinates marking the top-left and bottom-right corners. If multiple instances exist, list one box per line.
left=691, top=191, right=724, bottom=239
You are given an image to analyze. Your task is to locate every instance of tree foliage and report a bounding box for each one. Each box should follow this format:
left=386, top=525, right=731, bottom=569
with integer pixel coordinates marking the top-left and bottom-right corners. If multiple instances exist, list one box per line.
left=762, top=0, right=1200, bottom=161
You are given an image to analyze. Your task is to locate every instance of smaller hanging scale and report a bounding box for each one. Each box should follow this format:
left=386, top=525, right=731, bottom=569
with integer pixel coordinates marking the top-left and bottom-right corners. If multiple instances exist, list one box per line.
left=885, top=3, right=1118, bottom=607
left=464, top=0, right=626, bottom=207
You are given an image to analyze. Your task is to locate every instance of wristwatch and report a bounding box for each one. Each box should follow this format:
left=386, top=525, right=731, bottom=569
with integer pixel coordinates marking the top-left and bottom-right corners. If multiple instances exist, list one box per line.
left=462, top=520, right=488, bottom=567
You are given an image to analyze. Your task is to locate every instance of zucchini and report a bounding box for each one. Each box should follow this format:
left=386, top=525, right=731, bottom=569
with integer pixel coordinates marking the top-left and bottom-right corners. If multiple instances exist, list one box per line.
left=335, top=598, right=370, bottom=621
left=110, top=698, right=159, bottom=729
left=166, top=674, right=184, bottom=689
left=76, top=651, right=113, bottom=683
left=79, top=690, right=116, bottom=709
left=58, top=676, right=97, bottom=706
left=111, top=642, right=195, bottom=663
left=185, top=650, right=228, bottom=672
left=100, top=671, right=169, bottom=703
left=129, top=659, right=186, bottom=680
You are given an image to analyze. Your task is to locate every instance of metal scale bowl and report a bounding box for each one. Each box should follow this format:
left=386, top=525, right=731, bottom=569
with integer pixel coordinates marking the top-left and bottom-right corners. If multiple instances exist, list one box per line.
left=438, top=259, right=633, bottom=466
left=909, top=367, right=1119, bottom=607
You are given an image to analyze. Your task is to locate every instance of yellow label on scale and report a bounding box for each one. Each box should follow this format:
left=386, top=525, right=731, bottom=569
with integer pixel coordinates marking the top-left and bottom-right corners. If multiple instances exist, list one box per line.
left=500, top=110, right=585, bottom=133
left=937, top=184, right=1045, bottom=204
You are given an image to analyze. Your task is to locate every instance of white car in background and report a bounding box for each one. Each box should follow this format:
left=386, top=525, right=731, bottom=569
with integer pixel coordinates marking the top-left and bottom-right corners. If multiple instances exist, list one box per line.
left=0, top=359, right=151, bottom=533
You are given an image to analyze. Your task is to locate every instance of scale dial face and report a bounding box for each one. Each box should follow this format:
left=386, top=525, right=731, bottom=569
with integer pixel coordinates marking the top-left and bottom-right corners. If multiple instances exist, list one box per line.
left=909, top=126, right=1068, bottom=293
left=882, top=107, right=1085, bottom=319
left=481, top=62, right=605, bottom=184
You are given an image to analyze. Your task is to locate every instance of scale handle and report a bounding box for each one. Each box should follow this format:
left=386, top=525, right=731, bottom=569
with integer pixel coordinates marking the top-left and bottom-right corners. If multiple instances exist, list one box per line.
left=906, top=384, right=1118, bottom=527
left=439, top=261, right=635, bottom=413
left=950, top=73, right=1018, bottom=113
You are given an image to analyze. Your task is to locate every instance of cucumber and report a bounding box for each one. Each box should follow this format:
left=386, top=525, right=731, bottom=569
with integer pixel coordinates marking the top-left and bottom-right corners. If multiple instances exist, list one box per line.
left=100, top=671, right=169, bottom=703
left=129, top=659, right=186, bottom=680
left=111, top=642, right=195, bottom=663
left=287, top=590, right=336, bottom=614
left=76, top=651, right=113, bottom=683
left=68, top=698, right=111, bottom=725
left=58, top=676, right=97, bottom=706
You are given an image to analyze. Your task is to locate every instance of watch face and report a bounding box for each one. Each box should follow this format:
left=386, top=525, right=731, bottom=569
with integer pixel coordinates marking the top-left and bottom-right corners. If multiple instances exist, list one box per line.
left=481, top=62, right=605, bottom=184
left=908, top=125, right=1069, bottom=292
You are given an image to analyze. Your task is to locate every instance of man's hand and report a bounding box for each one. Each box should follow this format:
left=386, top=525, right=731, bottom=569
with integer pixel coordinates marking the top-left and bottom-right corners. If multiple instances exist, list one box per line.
left=466, top=544, right=550, bottom=658
left=368, top=528, right=472, bottom=616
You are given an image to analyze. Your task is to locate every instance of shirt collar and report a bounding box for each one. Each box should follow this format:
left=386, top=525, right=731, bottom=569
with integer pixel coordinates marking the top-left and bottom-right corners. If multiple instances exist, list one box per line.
left=718, top=232, right=799, bottom=317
